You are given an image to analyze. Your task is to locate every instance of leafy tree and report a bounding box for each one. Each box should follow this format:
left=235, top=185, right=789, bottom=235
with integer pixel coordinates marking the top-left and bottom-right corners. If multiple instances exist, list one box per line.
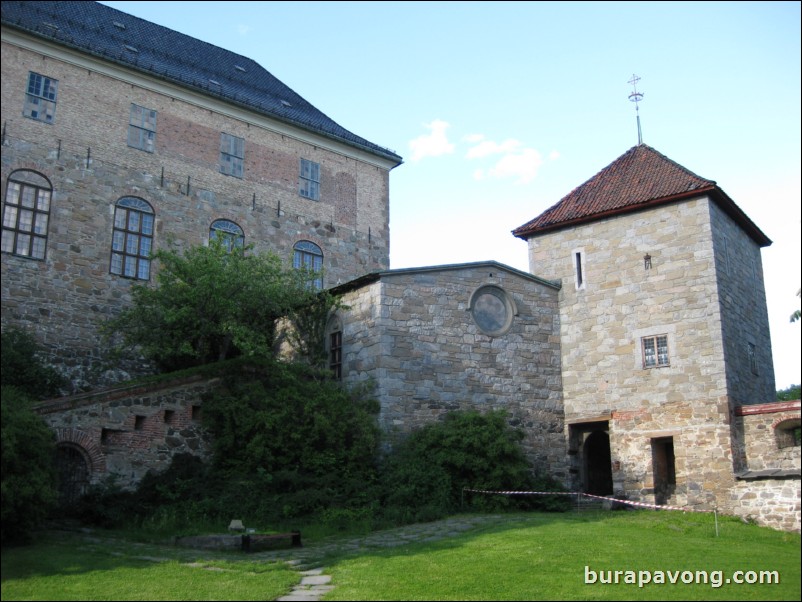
left=1, top=328, right=66, bottom=399
left=1, top=386, right=58, bottom=544
left=777, top=384, right=801, bottom=401
left=791, top=289, right=801, bottom=323
left=104, top=241, right=330, bottom=371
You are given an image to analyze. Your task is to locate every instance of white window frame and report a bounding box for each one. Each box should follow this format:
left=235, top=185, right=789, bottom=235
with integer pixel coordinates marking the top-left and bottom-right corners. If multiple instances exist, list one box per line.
left=220, top=133, right=244, bottom=178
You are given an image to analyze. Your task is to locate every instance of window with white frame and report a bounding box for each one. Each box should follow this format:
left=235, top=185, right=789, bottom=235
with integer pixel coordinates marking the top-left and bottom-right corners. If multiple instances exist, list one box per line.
left=220, top=133, right=244, bottom=177
left=1, top=170, right=52, bottom=260
left=642, top=334, right=669, bottom=368
left=299, top=158, right=320, bottom=200
left=209, top=219, right=244, bottom=251
left=110, top=197, right=154, bottom=280
left=23, top=72, right=58, bottom=123
left=128, top=104, right=157, bottom=152
left=293, top=240, right=323, bottom=289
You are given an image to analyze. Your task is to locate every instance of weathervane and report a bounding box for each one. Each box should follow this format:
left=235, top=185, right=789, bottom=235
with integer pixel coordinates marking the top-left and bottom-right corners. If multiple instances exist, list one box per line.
left=628, top=74, right=644, bottom=145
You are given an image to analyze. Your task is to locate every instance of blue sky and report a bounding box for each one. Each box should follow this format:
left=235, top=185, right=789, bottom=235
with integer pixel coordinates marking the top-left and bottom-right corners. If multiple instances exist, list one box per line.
left=100, top=1, right=801, bottom=388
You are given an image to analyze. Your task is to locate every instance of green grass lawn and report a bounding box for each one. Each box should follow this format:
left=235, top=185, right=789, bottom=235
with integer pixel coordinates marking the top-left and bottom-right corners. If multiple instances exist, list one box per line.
left=0, top=531, right=299, bottom=601
left=322, top=511, right=801, bottom=601
left=2, top=511, right=799, bottom=601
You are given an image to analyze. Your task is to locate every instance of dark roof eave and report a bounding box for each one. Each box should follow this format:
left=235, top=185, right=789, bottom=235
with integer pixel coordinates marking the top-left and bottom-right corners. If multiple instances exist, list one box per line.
left=514, top=185, right=772, bottom=248
left=2, top=18, right=403, bottom=167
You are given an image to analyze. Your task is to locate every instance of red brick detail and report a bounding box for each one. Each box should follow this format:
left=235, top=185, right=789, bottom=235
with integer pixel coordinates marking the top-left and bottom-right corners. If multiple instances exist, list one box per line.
left=54, top=428, right=106, bottom=474
left=735, top=401, right=801, bottom=416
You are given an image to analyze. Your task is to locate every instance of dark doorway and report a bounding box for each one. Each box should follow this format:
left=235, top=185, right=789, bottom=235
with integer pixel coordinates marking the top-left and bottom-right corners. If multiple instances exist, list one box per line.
left=55, top=444, right=90, bottom=506
left=651, top=437, right=676, bottom=505
left=583, top=431, right=613, bottom=495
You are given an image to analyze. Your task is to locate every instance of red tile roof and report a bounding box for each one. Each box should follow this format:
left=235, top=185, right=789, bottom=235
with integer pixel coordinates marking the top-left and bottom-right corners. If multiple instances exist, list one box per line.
left=512, top=144, right=771, bottom=246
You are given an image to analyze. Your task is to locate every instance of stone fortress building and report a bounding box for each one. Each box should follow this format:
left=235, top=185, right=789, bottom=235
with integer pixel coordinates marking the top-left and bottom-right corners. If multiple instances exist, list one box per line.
left=2, top=1, right=799, bottom=531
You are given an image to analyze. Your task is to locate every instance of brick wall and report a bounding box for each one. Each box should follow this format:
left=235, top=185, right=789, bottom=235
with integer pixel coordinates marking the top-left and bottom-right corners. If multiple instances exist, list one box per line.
left=35, top=375, right=217, bottom=490
left=1, top=36, right=394, bottom=391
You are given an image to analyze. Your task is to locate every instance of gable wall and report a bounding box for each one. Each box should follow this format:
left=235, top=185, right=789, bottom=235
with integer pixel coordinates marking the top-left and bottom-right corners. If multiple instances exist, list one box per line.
left=338, top=267, right=567, bottom=478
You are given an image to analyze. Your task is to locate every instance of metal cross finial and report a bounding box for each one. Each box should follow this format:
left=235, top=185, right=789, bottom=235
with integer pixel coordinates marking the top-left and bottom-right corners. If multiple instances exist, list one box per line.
left=628, top=74, right=644, bottom=144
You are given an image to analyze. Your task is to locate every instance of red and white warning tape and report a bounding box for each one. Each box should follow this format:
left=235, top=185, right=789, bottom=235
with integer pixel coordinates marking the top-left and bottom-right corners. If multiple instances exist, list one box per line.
left=463, top=488, right=714, bottom=513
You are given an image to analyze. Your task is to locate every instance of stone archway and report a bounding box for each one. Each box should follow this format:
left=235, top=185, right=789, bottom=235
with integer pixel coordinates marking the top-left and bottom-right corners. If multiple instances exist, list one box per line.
left=52, top=428, right=105, bottom=505
left=55, top=443, right=91, bottom=505
left=583, top=431, right=613, bottom=495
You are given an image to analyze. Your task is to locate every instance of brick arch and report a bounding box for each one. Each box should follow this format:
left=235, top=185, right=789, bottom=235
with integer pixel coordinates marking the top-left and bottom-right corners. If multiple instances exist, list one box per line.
left=53, top=428, right=105, bottom=476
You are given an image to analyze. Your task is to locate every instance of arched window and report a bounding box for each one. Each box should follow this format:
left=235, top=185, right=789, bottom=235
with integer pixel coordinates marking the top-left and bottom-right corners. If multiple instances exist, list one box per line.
left=293, top=240, right=323, bottom=289
left=2, top=170, right=52, bottom=260
left=110, top=197, right=154, bottom=280
left=210, top=219, right=244, bottom=251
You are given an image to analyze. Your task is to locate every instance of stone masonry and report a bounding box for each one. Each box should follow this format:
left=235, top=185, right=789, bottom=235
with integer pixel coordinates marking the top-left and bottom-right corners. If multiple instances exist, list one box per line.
left=333, top=262, right=568, bottom=478
left=1, top=24, right=398, bottom=391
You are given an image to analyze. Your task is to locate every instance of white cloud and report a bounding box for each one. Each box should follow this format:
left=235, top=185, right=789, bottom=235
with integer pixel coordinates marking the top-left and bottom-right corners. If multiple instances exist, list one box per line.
left=237, top=24, right=253, bottom=36
left=466, top=138, right=523, bottom=159
left=466, top=136, right=543, bottom=184
left=408, top=120, right=454, bottom=162
left=549, top=150, right=561, bottom=161
left=487, top=148, right=543, bottom=184
left=464, top=133, right=485, bottom=144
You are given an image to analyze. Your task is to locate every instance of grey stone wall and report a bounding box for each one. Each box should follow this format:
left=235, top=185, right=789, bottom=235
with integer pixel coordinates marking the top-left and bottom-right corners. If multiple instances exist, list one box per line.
left=525, top=197, right=776, bottom=508
left=337, top=263, right=567, bottom=479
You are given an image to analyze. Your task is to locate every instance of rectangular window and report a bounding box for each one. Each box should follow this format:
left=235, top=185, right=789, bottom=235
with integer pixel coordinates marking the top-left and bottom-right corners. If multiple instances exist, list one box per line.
left=23, top=72, right=58, bottom=123
left=299, top=158, right=321, bottom=200
left=642, top=335, right=669, bottom=368
left=329, top=331, right=342, bottom=380
left=220, top=133, right=244, bottom=178
left=573, top=250, right=585, bottom=290
left=748, top=342, right=759, bottom=375
left=128, top=104, right=157, bottom=152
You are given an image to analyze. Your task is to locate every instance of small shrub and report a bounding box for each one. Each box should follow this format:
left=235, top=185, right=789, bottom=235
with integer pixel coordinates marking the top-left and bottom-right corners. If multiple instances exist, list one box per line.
left=380, top=409, right=568, bottom=523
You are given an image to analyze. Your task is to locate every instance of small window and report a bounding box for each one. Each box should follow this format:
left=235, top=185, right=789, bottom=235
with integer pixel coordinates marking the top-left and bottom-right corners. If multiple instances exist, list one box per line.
left=775, top=419, right=801, bottom=449
left=110, top=197, right=154, bottom=280
left=128, top=104, right=157, bottom=152
left=293, top=240, right=323, bottom=289
left=2, top=170, right=52, bottom=260
left=220, top=133, right=244, bottom=178
left=23, top=72, right=58, bottom=123
left=164, top=410, right=175, bottom=424
left=573, top=249, right=585, bottom=290
left=191, top=405, right=202, bottom=422
left=299, top=159, right=320, bottom=200
left=329, top=330, right=342, bottom=380
left=210, top=219, right=244, bottom=251
left=748, top=342, right=759, bottom=376
left=642, top=335, right=669, bottom=368
left=134, top=415, right=146, bottom=430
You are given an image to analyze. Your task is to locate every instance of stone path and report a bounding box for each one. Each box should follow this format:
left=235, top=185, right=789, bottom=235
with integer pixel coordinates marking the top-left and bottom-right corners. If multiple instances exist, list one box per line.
left=258, top=514, right=514, bottom=601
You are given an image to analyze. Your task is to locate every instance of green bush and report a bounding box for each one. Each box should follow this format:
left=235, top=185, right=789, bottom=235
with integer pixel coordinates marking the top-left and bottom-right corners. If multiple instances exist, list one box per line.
left=380, top=410, right=569, bottom=523
left=0, top=328, right=66, bottom=400
left=1, top=386, right=58, bottom=544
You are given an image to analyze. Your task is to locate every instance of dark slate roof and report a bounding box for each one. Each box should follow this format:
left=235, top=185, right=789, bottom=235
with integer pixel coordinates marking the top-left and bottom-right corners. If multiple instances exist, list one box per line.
left=512, top=144, right=771, bottom=247
left=1, top=0, right=402, bottom=165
